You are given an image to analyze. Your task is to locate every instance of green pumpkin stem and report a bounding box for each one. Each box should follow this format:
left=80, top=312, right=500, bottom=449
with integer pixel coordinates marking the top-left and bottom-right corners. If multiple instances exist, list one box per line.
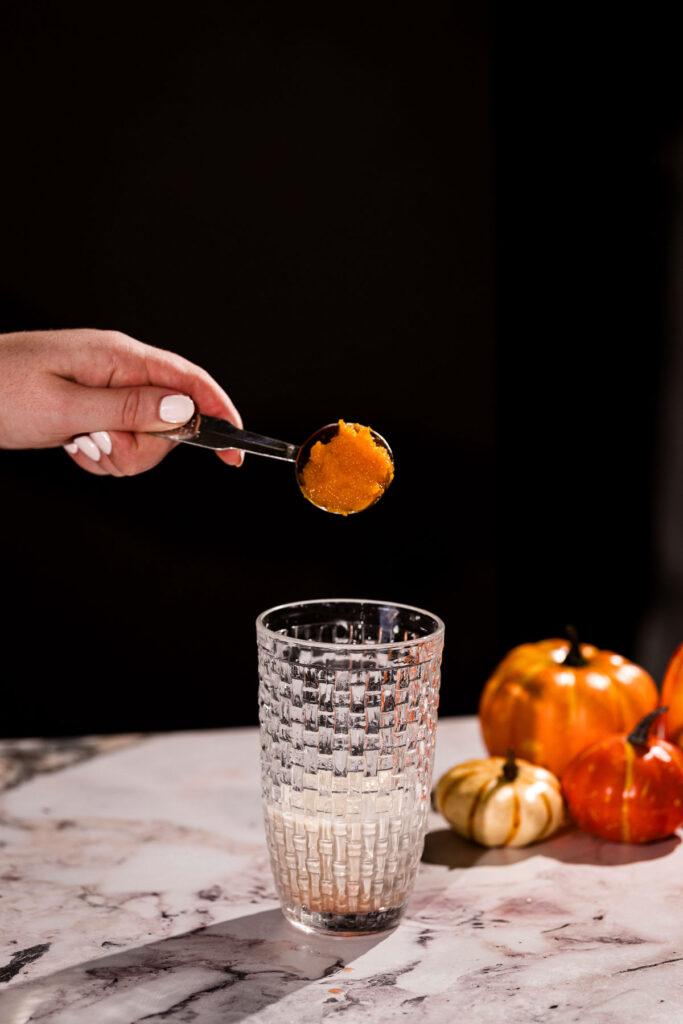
left=563, top=624, right=589, bottom=667
left=502, top=749, right=519, bottom=782
left=627, top=706, right=668, bottom=747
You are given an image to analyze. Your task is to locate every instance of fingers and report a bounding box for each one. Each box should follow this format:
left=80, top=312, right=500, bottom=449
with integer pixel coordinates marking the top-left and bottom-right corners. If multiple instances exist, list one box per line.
left=63, top=440, right=113, bottom=476
left=58, top=383, right=200, bottom=476
left=56, top=380, right=199, bottom=437
left=216, top=448, right=244, bottom=468
left=63, top=431, right=177, bottom=477
left=74, top=434, right=108, bottom=462
left=57, top=376, right=247, bottom=475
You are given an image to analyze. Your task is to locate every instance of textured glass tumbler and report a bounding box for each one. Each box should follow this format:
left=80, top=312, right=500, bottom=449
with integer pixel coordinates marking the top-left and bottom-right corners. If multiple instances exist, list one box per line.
left=257, top=598, right=445, bottom=935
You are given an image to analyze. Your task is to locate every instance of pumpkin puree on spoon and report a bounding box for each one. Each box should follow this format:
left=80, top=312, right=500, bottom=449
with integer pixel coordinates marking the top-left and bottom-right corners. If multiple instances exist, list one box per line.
left=300, top=419, right=394, bottom=515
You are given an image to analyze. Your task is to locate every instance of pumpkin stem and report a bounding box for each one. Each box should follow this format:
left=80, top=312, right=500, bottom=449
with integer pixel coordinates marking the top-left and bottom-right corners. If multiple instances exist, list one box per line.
left=502, top=749, right=519, bottom=782
left=562, top=624, right=588, bottom=667
left=627, top=706, right=668, bottom=747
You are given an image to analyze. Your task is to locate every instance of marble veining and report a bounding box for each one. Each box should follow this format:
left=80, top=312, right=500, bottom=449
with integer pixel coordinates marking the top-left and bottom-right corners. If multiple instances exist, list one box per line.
left=0, top=719, right=682, bottom=1023
left=0, top=735, right=142, bottom=795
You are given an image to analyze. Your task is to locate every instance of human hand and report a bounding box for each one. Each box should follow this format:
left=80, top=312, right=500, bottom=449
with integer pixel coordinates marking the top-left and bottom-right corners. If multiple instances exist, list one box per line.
left=0, top=329, right=243, bottom=476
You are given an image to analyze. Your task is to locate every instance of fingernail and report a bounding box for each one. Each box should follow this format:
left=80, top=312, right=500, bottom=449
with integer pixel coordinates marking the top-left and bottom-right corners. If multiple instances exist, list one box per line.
left=74, top=435, right=101, bottom=462
left=159, top=394, right=195, bottom=424
left=64, top=442, right=79, bottom=454
left=90, top=431, right=112, bottom=456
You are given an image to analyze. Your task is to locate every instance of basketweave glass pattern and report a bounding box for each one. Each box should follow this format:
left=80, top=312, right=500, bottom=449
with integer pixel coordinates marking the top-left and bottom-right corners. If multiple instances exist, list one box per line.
left=257, top=599, right=445, bottom=934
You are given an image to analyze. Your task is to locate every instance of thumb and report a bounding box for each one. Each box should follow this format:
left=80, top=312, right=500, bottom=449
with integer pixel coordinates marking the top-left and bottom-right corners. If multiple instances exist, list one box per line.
left=59, top=381, right=199, bottom=435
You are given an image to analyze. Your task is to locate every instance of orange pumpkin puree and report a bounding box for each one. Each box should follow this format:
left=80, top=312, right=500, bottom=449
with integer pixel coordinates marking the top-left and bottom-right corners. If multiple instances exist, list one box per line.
left=300, top=420, right=394, bottom=515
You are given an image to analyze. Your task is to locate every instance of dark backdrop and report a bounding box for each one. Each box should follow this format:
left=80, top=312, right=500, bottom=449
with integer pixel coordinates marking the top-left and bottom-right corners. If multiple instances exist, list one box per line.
left=1, top=2, right=681, bottom=737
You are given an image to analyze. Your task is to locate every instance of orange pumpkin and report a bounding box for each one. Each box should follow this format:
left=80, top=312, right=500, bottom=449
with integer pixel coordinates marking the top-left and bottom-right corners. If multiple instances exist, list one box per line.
left=561, top=708, right=683, bottom=843
left=659, top=644, right=683, bottom=747
left=479, top=629, right=658, bottom=777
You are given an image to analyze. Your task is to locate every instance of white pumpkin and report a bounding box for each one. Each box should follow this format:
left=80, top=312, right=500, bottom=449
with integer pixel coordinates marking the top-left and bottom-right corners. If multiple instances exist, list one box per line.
left=433, top=752, right=565, bottom=848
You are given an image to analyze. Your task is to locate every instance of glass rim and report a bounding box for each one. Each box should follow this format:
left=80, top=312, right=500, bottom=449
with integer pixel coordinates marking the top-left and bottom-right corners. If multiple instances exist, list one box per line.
left=255, top=597, right=445, bottom=652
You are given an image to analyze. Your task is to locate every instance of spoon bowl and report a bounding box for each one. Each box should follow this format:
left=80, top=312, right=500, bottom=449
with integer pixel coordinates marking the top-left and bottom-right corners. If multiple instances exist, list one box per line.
left=294, top=422, right=394, bottom=514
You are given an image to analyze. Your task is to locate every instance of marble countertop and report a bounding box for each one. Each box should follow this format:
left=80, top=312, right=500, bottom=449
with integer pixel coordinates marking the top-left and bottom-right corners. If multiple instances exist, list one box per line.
left=0, top=717, right=682, bottom=1023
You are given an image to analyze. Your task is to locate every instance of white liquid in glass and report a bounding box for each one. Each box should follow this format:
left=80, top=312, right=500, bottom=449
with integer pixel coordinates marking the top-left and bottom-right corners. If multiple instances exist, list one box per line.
left=263, top=783, right=429, bottom=916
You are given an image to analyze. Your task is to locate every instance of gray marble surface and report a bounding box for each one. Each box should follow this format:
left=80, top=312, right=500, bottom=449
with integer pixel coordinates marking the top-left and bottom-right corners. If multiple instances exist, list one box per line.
left=0, top=717, right=682, bottom=1023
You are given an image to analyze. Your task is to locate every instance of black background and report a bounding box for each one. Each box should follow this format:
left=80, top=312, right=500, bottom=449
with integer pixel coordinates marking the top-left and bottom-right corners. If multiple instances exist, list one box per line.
left=1, top=2, right=681, bottom=737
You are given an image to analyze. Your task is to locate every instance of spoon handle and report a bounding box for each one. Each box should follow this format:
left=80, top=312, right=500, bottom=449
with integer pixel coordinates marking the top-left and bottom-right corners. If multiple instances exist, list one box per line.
left=152, top=413, right=299, bottom=461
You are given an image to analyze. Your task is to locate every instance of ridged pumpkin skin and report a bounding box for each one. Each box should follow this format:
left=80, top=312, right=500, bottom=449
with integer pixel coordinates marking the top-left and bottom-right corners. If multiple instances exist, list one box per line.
left=562, top=712, right=683, bottom=843
left=433, top=755, right=564, bottom=848
left=660, top=644, right=683, bottom=747
left=479, top=638, right=658, bottom=778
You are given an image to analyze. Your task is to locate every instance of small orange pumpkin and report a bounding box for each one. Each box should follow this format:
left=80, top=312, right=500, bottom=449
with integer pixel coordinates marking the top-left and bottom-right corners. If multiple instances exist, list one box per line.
left=561, top=707, right=683, bottom=843
left=659, top=643, right=683, bottom=747
left=479, top=629, right=658, bottom=777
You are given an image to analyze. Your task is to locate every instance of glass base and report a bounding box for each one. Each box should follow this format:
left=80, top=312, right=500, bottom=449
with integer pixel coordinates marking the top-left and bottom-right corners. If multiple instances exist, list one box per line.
left=282, top=903, right=406, bottom=936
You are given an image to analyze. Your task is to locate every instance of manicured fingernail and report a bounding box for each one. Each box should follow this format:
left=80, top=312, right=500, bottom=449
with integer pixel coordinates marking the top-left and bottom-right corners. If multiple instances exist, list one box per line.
left=74, top=435, right=101, bottom=462
left=64, top=442, right=79, bottom=454
left=227, top=448, right=244, bottom=467
left=159, top=394, right=195, bottom=424
left=90, top=431, right=112, bottom=456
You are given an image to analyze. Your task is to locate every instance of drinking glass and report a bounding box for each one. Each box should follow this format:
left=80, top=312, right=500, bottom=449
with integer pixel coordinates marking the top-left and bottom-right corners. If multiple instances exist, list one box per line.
left=257, top=598, right=445, bottom=935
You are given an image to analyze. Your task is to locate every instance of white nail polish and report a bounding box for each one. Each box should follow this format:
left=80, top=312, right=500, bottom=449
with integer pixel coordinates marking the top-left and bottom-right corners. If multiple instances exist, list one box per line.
left=64, top=443, right=79, bottom=454
left=74, top=435, right=101, bottom=462
left=159, top=394, right=195, bottom=424
left=90, top=431, right=112, bottom=456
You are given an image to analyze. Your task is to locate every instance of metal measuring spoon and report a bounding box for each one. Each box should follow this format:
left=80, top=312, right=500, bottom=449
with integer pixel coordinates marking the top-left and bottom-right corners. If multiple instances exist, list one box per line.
left=153, top=414, right=394, bottom=513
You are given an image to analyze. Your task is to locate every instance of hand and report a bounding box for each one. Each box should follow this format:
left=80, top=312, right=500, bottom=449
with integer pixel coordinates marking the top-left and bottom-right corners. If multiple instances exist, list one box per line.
left=0, top=329, right=243, bottom=476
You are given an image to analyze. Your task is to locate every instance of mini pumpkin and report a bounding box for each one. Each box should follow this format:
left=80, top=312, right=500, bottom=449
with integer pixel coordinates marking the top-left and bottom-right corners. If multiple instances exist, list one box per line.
left=659, top=643, right=683, bottom=748
left=479, top=628, right=658, bottom=777
left=562, top=707, right=683, bottom=843
left=433, top=752, right=565, bottom=848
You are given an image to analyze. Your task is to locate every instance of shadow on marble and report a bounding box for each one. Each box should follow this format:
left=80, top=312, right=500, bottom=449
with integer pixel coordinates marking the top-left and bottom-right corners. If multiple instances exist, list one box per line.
left=422, top=827, right=681, bottom=869
left=0, top=906, right=394, bottom=1023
